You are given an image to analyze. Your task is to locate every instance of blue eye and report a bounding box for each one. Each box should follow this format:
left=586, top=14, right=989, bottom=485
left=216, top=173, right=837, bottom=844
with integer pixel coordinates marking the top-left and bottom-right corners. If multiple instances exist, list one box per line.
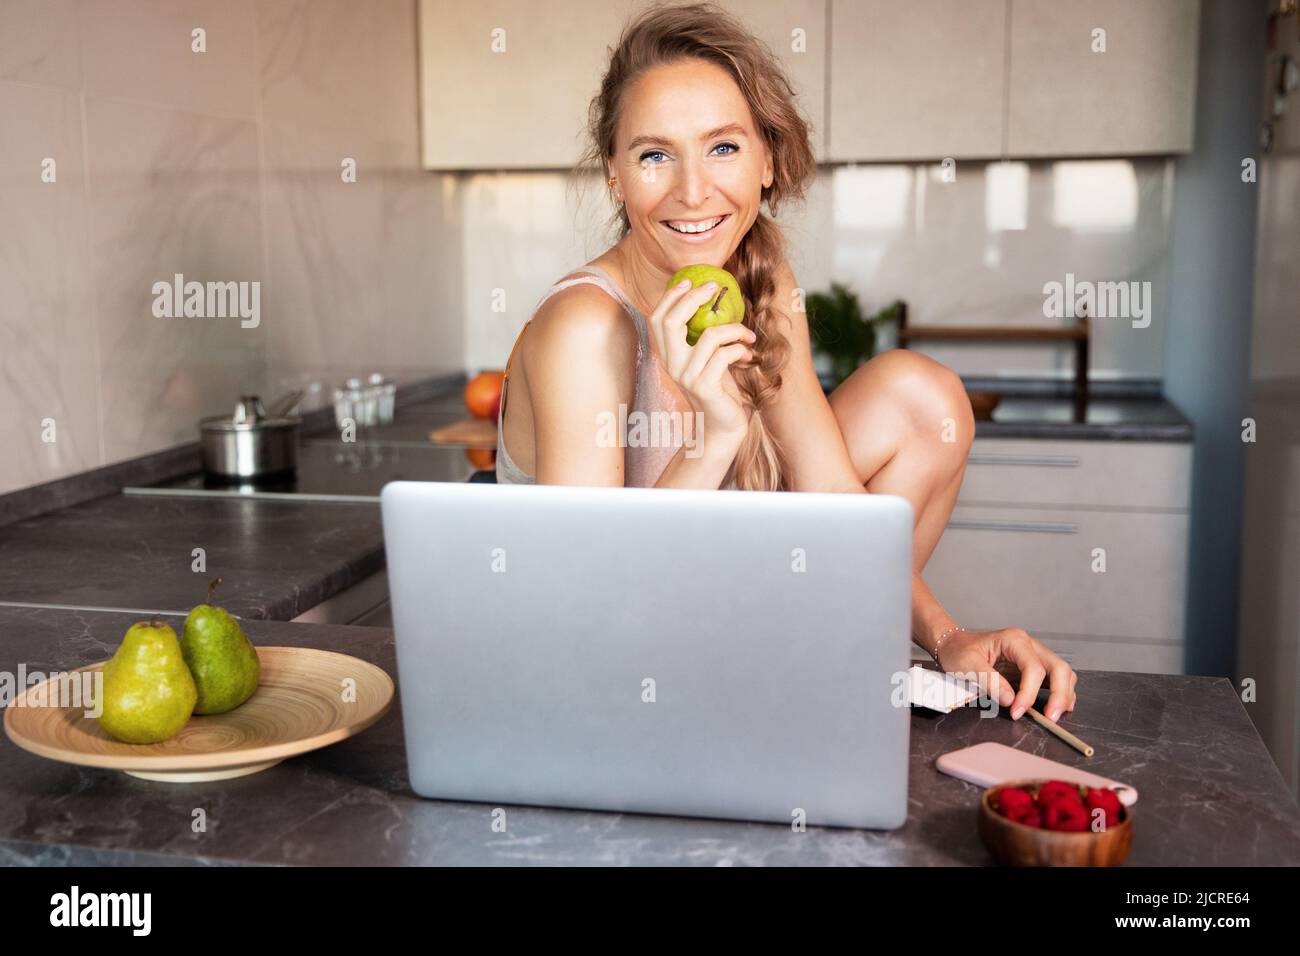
left=714, top=142, right=738, bottom=155
left=639, top=150, right=667, bottom=164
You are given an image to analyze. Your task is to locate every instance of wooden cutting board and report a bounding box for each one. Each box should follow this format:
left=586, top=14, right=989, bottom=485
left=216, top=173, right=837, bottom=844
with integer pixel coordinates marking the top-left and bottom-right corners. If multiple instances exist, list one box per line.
left=429, top=416, right=497, bottom=447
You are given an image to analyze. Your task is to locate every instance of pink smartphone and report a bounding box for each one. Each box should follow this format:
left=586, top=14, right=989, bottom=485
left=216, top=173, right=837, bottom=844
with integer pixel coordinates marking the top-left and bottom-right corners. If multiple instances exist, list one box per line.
left=936, top=742, right=1138, bottom=806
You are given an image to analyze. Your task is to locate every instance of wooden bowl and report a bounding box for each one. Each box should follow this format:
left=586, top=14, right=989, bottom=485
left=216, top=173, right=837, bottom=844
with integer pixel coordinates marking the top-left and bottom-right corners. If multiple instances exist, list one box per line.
left=979, top=779, right=1133, bottom=867
left=3, top=647, right=393, bottom=782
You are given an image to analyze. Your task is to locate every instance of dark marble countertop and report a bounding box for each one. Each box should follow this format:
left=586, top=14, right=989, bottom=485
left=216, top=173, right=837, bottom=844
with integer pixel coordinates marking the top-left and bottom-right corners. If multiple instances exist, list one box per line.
left=132, top=441, right=477, bottom=500
left=975, top=395, right=1193, bottom=442
left=0, top=378, right=474, bottom=624
left=818, top=375, right=1191, bottom=442
left=3, top=607, right=1296, bottom=866
left=0, top=494, right=385, bottom=621
left=352, top=384, right=1195, bottom=448
left=962, top=378, right=1193, bottom=442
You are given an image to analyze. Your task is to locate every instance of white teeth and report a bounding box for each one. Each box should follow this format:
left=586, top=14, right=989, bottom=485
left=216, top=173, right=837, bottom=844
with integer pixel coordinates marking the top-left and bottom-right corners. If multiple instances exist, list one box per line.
left=666, top=216, right=724, bottom=234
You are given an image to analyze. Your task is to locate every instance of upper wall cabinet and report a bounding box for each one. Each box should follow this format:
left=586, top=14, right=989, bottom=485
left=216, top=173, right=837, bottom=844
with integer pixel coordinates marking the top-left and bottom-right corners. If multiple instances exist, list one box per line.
left=707, top=0, right=828, bottom=163
left=827, top=0, right=1199, bottom=162
left=418, top=0, right=628, bottom=170
left=1006, top=0, right=1200, bottom=156
left=420, top=0, right=1199, bottom=169
left=418, top=0, right=828, bottom=170
left=828, top=0, right=1008, bottom=162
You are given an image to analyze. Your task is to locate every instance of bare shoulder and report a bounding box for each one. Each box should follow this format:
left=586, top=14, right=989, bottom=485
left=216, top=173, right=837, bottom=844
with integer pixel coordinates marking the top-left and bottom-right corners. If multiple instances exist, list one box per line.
left=522, top=280, right=638, bottom=389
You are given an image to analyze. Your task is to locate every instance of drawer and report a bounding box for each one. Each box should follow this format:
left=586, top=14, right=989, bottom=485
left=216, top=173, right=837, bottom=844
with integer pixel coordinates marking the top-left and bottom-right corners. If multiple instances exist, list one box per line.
left=958, top=438, right=1192, bottom=510
left=290, top=570, right=389, bottom=625
left=924, top=505, right=1188, bottom=642
left=910, top=636, right=1184, bottom=674
left=1040, top=635, right=1184, bottom=675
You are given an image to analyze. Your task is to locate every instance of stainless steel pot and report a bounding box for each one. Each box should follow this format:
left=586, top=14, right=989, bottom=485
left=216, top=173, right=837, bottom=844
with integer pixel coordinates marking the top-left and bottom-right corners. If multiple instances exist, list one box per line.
left=199, top=392, right=303, bottom=479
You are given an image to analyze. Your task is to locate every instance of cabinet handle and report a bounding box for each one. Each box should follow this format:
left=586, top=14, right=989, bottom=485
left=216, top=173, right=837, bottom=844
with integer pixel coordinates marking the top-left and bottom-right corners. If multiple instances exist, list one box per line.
left=967, top=454, right=1080, bottom=467
left=947, top=519, right=1079, bottom=534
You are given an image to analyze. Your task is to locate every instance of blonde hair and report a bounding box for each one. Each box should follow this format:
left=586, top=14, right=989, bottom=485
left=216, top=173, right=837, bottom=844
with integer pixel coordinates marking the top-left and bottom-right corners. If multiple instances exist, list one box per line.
left=575, top=1, right=817, bottom=491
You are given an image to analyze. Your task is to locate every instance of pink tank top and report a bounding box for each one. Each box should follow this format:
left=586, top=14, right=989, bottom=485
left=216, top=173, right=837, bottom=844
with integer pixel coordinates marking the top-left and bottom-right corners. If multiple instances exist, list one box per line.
left=495, top=264, right=688, bottom=487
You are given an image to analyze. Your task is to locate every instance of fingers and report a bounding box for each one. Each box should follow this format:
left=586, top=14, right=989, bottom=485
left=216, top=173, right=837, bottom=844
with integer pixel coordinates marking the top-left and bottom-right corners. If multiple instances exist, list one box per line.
left=654, top=280, right=725, bottom=378
left=1042, top=657, right=1075, bottom=722
left=998, top=628, right=1078, bottom=722
left=986, top=667, right=1015, bottom=710
left=646, top=279, right=692, bottom=367
left=719, top=363, right=746, bottom=404
left=680, top=323, right=755, bottom=384
left=1001, top=632, right=1046, bottom=720
left=951, top=628, right=1078, bottom=721
left=933, top=629, right=1011, bottom=709
left=696, top=342, right=754, bottom=391
left=961, top=663, right=1011, bottom=710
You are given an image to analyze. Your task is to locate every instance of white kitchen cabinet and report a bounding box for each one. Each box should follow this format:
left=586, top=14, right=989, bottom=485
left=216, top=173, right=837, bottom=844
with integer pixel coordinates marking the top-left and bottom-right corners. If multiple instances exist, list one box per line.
left=826, top=0, right=1198, bottom=162
left=418, top=0, right=827, bottom=170
left=707, top=0, right=828, bottom=162
left=1030, top=635, right=1185, bottom=675
left=827, top=0, right=1008, bottom=162
left=927, top=504, right=1188, bottom=643
left=1006, top=0, right=1200, bottom=156
left=418, top=0, right=628, bottom=170
left=958, top=437, right=1192, bottom=510
left=419, top=0, right=1200, bottom=168
left=910, top=634, right=1184, bottom=674
left=923, top=437, right=1193, bottom=674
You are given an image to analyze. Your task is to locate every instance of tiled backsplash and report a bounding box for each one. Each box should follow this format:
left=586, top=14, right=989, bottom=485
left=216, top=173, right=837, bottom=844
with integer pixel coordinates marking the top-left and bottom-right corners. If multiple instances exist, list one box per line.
left=465, top=157, right=1175, bottom=381
left=0, top=0, right=463, bottom=497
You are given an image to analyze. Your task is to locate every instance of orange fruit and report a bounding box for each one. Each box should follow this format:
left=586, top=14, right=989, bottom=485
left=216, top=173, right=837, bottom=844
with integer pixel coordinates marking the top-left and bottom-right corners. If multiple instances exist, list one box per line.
left=466, top=447, right=496, bottom=469
left=464, top=371, right=505, bottom=420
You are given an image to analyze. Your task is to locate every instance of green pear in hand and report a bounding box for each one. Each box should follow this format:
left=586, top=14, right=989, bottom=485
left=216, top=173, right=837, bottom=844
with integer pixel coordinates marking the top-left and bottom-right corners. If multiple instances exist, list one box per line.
left=99, top=620, right=198, bottom=744
left=666, top=264, right=745, bottom=346
left=180, top=577, right=261, bottom=715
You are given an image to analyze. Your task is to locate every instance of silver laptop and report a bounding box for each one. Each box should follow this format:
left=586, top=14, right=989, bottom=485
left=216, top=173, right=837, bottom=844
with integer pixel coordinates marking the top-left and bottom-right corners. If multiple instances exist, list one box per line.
left=381, top=480, right=913, bottom=829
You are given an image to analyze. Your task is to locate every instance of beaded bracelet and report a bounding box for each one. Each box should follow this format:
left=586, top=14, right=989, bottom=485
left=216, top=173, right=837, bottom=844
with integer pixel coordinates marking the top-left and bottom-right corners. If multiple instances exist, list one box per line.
left=931, top=624, right=965, bottom=666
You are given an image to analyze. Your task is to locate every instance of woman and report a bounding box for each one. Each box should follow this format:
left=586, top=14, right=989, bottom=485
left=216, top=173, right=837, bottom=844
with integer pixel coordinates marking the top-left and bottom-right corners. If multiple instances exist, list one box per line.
left=496, top=2, right=1077, bottom=722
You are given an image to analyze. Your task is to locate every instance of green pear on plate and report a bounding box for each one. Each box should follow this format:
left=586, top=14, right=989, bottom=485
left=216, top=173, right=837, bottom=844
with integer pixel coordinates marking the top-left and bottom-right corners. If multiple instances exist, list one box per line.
left=99, top=620, right=198, bottom=744
left=180, top=577, right=261, bottom=715
left=667, top=264, right=745, bottom=346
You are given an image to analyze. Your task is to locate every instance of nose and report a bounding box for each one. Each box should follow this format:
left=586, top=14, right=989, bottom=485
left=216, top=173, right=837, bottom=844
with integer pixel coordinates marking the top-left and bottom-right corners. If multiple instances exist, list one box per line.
left=673, top=155, right=713, bottom=209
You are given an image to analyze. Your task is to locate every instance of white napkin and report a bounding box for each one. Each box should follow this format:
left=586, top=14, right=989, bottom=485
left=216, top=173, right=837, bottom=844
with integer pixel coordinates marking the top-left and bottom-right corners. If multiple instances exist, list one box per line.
left=907, top=665, right=982, bottom=713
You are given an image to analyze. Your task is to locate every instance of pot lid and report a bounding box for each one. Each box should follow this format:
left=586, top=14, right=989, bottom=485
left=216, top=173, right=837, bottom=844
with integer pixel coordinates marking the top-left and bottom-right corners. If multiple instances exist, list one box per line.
left=199, top=394, right=301, bottom=432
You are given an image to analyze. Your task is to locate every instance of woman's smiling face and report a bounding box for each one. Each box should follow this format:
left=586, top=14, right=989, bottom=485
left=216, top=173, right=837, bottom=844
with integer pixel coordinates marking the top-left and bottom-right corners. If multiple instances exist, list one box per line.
left=610, top=58, right=773, bottom=272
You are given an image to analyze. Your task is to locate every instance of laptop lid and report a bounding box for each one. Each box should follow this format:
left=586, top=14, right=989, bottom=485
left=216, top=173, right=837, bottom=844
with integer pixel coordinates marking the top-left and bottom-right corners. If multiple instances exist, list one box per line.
left=381, top=481, right=913, bottom=829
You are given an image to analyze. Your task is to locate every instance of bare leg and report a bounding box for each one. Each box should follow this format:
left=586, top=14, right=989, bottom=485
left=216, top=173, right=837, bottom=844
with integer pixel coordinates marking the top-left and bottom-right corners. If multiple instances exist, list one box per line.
left=828, top=349, right=974, bottom=570
left=829, top=350, right=1078, bottom=720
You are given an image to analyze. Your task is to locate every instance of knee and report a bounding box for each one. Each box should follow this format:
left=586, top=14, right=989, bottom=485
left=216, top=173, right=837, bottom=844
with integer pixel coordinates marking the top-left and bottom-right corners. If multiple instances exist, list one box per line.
left=828, top=350, right=973, bottom=483
left=872, top=350, right=974, bottom=453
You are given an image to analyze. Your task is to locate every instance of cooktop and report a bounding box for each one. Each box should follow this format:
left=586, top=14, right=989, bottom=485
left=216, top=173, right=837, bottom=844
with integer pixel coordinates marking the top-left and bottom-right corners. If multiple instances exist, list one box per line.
left=124, top=440, right=480, bottom=502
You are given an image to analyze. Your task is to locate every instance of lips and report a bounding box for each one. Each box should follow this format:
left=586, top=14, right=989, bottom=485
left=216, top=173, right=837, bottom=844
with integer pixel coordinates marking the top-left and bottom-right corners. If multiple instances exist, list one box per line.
left=661, top=214, right=730, bottom=239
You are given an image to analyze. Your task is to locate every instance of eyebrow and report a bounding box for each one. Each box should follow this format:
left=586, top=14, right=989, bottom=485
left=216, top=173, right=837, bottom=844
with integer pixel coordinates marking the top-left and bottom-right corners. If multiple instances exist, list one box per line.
left=626, top=123, right=748, bottom=152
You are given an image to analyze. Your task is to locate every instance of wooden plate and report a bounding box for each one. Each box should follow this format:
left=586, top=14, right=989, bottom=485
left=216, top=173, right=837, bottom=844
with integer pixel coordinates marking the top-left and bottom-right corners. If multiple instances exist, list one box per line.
left=429, top=417, right=497, bottom=447
left=3, top=647, right=393, bottom=782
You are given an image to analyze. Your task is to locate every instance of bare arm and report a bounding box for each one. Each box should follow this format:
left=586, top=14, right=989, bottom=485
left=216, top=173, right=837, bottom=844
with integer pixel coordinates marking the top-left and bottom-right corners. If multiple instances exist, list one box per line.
left=761, top=261, right=869, bottom=495
left=761, top=262, right=962, bottom=660
left=526, top=288, right=740, bottom=488
left=527, top=289, right=637, bottom=487
left=651, top=439, right=743, bottom=489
